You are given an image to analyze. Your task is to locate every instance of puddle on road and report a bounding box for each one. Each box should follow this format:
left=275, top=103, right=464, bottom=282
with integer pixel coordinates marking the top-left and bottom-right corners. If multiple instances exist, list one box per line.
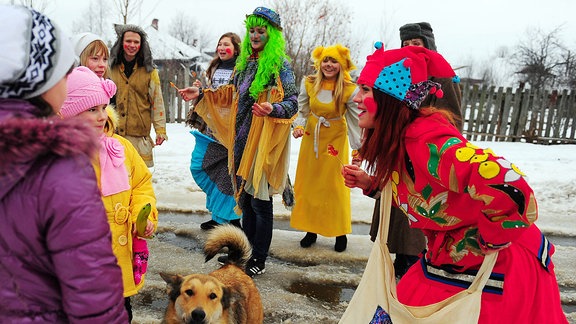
left=135, top=289, right=167, bottom=311
left=155, top=231, right=203, bottom=252
left=287, top=280, right=355, bottom=304
left=160, top=211, right=373, bottom=235
left=155, top=211, right=576, bottom=314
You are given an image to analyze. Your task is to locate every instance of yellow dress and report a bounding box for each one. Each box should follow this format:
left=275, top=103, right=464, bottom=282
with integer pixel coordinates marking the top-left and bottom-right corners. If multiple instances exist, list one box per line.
left=290, top=80, right=359, bottom=237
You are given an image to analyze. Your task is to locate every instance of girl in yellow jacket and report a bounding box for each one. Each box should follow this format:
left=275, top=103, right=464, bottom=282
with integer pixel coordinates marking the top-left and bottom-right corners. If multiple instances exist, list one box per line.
left=60, top=66, right=158, bottom=321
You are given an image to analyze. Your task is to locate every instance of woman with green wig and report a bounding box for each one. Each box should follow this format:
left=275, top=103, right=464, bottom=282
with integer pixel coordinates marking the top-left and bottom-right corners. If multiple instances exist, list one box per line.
left=179, top=6, right=298, bottom=277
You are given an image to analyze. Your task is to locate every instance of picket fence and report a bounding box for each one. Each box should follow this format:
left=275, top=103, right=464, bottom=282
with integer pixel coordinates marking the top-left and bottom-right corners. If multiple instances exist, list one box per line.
left=461, top=85, right=576, bottom=144
left=159, top=69, right=576, bottom=145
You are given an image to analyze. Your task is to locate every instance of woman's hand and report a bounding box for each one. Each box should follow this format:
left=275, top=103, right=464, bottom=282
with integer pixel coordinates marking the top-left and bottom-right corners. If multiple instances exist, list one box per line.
left=192, top=79, right=202, bottom=88
left=342, top=164, right=372, bottom=190
left=292, top=127, right=304, bottom=138
left=178, top=87, right=200, bottom=102
left=252, top=102, right=273, bottom=117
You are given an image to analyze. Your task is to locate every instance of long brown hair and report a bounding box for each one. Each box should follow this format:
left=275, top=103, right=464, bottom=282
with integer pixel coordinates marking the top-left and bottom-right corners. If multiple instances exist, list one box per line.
left=205, top=32, right=241, bottom=82
left=360, top=92, right=415, bottom=185
left=360, top=91, right=456, bottom=187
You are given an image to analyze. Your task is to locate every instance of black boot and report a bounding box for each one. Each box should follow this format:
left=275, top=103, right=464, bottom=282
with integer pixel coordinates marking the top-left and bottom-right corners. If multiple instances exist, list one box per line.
left=300, top=232, right=317, bottom=248
left=334, top=235, right=347, bottom=252
left=200, top=219, right=218, bottom=230
left=229, top=219, right=242, bottom=229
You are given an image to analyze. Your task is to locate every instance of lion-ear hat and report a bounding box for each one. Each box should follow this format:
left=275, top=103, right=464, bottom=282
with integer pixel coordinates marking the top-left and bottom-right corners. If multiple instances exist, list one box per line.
left=311, top=44, right=356, bottom=81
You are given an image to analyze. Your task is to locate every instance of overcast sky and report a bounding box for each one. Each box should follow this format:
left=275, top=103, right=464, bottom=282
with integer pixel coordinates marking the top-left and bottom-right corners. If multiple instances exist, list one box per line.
left=8, top=0, right=576, bottom=69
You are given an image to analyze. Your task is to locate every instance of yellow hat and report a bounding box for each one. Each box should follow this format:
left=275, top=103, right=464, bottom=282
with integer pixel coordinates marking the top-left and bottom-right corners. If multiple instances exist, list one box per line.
left=312, top=44, right=356, bottom=80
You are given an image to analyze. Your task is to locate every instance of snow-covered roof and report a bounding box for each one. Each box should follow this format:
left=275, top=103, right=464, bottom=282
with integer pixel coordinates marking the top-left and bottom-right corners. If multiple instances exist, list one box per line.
left=143, top=24, right=202, bottom=61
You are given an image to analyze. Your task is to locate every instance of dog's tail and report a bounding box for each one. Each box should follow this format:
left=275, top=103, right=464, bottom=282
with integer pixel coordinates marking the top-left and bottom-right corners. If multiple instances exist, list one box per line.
left=204, top=224, right=252, bottom=268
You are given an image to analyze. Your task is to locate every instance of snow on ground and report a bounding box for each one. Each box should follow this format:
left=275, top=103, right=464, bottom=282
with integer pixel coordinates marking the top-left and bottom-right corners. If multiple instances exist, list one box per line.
left=152, top=123, right=576, bottom=236
left=131, top=123, right=576, bottom=323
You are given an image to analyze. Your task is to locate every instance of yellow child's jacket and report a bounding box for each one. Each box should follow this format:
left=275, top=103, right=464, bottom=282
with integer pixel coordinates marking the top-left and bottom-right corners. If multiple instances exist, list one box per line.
left=92, top=107, right=158, bottom=297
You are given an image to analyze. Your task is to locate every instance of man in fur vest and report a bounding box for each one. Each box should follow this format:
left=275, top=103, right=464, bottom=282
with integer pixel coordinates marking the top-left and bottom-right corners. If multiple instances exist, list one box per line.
left=109, top=24, right=168, bottom=167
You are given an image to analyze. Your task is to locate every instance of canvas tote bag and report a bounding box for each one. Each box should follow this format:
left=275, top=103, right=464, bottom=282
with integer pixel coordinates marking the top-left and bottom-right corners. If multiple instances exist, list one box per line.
left=339, top=182, right=498, bottom=323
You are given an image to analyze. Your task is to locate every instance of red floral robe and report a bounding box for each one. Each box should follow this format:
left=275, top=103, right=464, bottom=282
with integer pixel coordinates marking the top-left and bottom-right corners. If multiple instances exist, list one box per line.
left=392, top=112, right=566, bottom=323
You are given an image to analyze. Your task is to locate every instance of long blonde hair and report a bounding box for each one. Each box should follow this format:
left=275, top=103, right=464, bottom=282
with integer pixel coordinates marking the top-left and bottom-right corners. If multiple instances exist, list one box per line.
left=307, top=44, right=356, bottom=112
left=306, top=60, right=352, bottom=112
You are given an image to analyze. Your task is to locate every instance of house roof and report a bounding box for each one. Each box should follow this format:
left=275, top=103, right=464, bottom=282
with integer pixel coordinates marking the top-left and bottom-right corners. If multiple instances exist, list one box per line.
left=143, top=24, right=203, bottom=61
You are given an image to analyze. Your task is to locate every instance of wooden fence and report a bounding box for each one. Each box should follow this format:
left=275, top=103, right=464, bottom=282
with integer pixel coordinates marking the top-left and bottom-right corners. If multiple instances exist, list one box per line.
left=157, top=60, right=198, bottom=124
left=157, top=66, right=576, bottom=145
left=461, top=85, right=576, bottom=144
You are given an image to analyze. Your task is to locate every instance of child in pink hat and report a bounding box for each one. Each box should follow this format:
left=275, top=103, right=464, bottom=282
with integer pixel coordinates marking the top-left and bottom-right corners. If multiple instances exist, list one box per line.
left=61, top=66, right=158, bottom=321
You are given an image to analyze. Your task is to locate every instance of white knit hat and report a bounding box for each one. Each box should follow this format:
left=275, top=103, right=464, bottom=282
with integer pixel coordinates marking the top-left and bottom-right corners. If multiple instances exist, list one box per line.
left=0, top=5, right=76, bottom=99
left=71, top=32, right=105, bottom=57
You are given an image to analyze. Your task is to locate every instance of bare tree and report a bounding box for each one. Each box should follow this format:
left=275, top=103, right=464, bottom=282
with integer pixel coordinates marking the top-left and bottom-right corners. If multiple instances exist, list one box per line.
left=375, top=7, right=397, bottom=51
left=557, top=49, right=576, bottom=89
left=71, top=0, right=111, bottom=38
left=168, top=12, right=213, bottom=53
left=112, top=0, right=143, bottom=24
left=511, top=27, right=565, bottom=89
left=14, top=0, right=47, bottom=11
left=12, top=0, right=48, bottom=12
left=270, top=0, right=363, bottom=84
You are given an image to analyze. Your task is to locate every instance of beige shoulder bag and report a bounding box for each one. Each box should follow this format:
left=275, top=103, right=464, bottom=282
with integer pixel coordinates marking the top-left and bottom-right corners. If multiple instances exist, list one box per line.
left=340, top=182, right=498, bottom=323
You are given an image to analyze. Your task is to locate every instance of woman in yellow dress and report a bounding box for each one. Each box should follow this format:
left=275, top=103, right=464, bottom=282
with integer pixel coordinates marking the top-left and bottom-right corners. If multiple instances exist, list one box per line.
left=290, top=44, right=361, bottom=252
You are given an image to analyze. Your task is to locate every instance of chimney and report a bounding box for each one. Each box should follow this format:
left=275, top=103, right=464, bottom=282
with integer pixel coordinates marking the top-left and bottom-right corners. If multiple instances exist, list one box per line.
left=151, top=18, right=159, bottom=30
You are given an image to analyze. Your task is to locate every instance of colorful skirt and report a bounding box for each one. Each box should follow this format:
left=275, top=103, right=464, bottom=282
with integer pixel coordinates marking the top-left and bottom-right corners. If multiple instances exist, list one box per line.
left=190, top=130, right=240, bottom=223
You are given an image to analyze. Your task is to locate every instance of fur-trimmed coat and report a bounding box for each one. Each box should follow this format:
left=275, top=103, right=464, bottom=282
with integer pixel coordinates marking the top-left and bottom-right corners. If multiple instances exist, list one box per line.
left=0, top=99, right=127, bottom=323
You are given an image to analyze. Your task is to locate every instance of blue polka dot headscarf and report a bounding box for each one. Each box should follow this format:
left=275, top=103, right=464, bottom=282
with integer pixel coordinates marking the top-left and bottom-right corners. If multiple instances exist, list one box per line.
left=357, top=42, right=460, bottom=110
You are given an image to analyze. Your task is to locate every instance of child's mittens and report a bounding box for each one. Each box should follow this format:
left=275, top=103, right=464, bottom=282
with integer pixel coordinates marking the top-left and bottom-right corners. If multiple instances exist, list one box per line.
left=132, top=237, right=149, bottom=285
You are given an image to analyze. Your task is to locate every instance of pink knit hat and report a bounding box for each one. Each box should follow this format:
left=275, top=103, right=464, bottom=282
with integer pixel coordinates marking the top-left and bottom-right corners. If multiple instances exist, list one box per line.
left=61, top=66, right=117, bottom=118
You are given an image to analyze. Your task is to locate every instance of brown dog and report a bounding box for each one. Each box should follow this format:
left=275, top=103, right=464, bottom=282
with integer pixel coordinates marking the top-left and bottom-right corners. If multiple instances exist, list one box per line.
left=160, top=225, right=263, bottom=324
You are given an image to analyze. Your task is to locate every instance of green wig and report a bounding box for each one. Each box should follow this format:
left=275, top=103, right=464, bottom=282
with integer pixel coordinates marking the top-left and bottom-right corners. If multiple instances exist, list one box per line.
left=236, top=15, right=290, bottom=99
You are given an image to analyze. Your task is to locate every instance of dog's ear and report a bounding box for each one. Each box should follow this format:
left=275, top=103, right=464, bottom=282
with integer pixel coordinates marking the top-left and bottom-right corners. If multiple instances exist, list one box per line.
left=159, top=272, right=183, bottom=285
left=221, top=287, right=246, bottom=309
left=159, top=272, right=183, bottom=302
left=220, top=286, right=232, bottom=309
left=223, top=287, right=248, bottom=324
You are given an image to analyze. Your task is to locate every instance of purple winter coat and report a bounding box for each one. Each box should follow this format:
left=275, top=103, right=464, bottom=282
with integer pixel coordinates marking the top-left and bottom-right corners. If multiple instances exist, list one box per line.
left=0, top=99, right=128, bottom=323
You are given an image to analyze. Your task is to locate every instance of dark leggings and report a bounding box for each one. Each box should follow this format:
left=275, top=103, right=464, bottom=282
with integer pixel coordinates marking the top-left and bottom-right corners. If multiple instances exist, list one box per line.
left=124, top=297, right=133, bottom=322
left=240, top=193, right=273, bottom=262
